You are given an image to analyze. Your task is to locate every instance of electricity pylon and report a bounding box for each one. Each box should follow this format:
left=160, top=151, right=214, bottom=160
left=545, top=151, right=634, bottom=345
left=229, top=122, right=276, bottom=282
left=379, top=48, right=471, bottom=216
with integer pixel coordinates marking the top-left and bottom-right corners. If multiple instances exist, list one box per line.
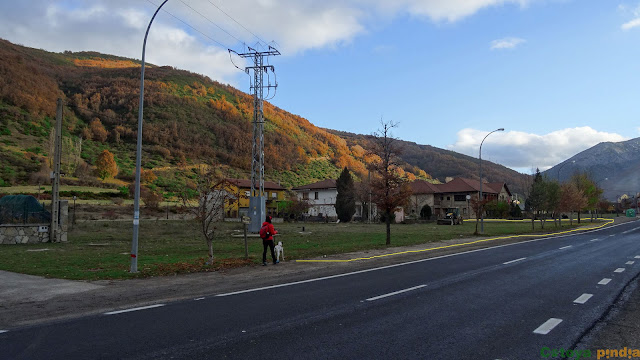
left=230, top=46, right=279, bottom=232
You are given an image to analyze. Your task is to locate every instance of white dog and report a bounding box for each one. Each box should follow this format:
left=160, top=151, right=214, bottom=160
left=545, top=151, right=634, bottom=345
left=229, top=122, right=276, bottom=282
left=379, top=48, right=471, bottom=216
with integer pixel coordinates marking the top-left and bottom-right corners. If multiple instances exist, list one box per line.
left=274, top=241, right=284, bottom=262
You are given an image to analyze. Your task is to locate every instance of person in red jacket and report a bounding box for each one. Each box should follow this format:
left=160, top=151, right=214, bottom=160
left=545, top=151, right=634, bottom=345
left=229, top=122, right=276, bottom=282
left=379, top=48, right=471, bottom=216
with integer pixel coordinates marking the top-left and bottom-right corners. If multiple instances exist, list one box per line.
left=260, top=215, right=278, bottom=265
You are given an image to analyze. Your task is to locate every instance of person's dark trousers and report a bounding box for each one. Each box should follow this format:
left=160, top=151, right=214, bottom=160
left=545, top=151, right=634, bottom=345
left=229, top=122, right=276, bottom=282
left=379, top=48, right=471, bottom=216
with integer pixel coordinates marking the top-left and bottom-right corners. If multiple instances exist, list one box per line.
left=263, top=240, right=276, bottom=263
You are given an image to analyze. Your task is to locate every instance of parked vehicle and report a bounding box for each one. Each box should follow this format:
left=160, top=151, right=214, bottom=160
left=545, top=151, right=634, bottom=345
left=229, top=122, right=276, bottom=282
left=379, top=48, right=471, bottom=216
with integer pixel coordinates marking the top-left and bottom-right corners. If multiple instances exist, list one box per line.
left=437, top=207, right=462, bottom=225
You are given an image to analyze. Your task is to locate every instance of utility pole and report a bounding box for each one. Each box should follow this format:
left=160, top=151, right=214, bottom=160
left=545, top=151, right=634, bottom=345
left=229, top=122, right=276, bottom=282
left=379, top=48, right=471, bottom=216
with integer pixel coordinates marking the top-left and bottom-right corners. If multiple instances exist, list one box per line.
left=230, top=46, right=280, bottom=232
left=50, top=98, right=63, bottom=243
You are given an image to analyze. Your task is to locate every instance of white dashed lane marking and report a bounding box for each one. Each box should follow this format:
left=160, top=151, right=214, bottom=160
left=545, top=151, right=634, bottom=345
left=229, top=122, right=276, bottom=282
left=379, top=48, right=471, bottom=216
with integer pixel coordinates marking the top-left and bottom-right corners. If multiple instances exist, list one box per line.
left=635, top=256, right=640, bottom=259
left=614, top=268, right=625, bottom=273
left=626, top=261, right=635, bottom=265
left=590, top=238, right=600, bottom=242
left=194, top=297, right=205, bottom=301
left=573, top=294, right=593, bottom=304
left=0, top=330, right=8, bottom=334
left=559, top=246, right=572, bottom=250
left=534, top=318, right=563, bottom=335
left=503, top=258, right=526, bottom=265
left=366, top=285, right=427, bottom=301
left=104, top=304, right=165, bottom=315
left=598, top=278, right=612, bottom=285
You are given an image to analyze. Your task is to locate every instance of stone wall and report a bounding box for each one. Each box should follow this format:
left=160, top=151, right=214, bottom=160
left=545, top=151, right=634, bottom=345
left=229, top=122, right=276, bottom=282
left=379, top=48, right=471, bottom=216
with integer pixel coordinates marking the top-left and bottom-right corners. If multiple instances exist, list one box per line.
left=0, top=224, right=50, bottom=244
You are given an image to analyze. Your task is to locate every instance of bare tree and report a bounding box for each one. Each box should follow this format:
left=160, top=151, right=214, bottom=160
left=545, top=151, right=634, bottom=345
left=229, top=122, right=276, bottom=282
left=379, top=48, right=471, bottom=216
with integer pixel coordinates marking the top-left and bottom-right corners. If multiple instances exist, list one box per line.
left=180, top=165, right=235, bottom=265
left=470, top=195, right=491, bottom=235
left=369, top=120, right=412, bottom=245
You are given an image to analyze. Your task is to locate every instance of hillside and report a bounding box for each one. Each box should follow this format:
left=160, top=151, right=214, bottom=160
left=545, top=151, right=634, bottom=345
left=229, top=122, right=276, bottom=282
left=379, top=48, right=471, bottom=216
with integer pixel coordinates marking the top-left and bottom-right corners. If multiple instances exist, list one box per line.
left=545, top=138, right=640, bottom=200
left=0, top=38, right=526, bottom=194
left=329, top=130, right=530, bottom=195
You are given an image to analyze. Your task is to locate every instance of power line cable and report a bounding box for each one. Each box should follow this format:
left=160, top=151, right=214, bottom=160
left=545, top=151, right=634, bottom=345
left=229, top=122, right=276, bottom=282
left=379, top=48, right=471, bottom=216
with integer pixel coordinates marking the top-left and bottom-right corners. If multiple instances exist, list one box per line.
left=204, top=0, right=268, bottom=46
left=145, top=0, right=230, bottom=49
left=177, top=0, right=244, bottom=46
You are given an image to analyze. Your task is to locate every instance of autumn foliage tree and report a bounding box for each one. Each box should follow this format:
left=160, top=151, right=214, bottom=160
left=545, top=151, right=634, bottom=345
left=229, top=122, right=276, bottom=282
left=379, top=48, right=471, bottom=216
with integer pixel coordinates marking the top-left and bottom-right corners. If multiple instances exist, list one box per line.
left=90, top=118, right=108, bottom=142
left=95, top=149, right=118, bottom=179
left=369, top=120, right=412, bottom=245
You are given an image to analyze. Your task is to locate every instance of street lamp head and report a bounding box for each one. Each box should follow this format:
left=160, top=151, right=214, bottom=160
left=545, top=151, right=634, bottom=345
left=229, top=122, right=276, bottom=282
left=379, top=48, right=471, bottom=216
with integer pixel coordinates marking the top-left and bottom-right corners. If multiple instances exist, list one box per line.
left=497, top=128, right=504, bottom=131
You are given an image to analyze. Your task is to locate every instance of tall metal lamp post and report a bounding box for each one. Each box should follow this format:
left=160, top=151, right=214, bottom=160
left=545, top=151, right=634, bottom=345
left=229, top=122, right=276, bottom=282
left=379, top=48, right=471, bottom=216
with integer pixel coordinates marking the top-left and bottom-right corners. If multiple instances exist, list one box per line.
left=131, top=0, right=169, bottom=273
left=479, top=128, right=504, bottom=234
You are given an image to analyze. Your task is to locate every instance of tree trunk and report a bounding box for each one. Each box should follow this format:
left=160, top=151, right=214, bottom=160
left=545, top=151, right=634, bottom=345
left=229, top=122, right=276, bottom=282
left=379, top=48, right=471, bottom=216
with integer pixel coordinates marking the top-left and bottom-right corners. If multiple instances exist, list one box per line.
left=531, top=215, right=534, bottom=231
left=207, top=238, right=214, bottom=265
left=386, top=210, right=391, bottom=245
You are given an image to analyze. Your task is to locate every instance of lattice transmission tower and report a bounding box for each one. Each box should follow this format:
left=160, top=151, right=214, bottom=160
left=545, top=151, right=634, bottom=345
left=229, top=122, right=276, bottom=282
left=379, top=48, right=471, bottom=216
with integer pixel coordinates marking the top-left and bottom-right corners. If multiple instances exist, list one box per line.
left=230, top=46, right=280, bottom=232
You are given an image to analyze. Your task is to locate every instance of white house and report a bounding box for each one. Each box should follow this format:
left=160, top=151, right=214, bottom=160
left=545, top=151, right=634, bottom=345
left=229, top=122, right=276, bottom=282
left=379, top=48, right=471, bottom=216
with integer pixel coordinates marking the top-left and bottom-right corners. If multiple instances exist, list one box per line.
left=292, top=179, right=338, bottom=218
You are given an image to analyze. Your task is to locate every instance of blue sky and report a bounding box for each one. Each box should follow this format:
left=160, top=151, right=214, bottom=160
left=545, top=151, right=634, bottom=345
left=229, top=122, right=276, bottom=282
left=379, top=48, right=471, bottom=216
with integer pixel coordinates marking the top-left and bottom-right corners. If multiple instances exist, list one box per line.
left=1, top=0, right=639, bottom=173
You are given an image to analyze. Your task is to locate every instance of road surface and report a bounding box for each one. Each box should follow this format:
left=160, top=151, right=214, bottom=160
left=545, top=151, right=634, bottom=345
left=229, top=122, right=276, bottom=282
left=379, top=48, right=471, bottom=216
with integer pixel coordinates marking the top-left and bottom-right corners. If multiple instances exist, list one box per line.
left=2, top=220, right=639, bottom=359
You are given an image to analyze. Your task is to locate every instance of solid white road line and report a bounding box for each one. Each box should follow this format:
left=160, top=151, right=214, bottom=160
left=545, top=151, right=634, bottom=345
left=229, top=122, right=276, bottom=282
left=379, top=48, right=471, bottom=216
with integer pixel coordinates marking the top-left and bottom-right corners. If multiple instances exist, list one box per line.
left=215, top=220, right=634, bottom=297
left=366, top=285, right=427, bottom=301
left=104, top=304, right=165, bottom=315
left=626, top=261, right=635, bottom=265
left=598, top=278, right=612, bottom=285
left=194, top=297, right=205, bottom=301
left=503, top=257, right=526, bottom=265
left=573, top=293, right=593, bottom=304
left=559, top=246, right=572, bottom=250
left=533, top=318, right=563, bottom=335
left=614, top=268, right=625, bottom=273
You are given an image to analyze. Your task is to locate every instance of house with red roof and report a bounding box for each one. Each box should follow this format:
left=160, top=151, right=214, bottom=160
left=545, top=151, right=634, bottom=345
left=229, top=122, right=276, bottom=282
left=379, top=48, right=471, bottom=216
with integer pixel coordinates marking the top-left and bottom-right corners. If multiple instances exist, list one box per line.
left=407, top=178, right=511, bottom=220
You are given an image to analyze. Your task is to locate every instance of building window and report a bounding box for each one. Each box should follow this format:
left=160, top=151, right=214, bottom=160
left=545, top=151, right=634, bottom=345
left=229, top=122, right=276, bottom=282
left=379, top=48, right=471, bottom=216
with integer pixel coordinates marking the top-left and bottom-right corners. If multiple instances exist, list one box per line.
left=244, top=190, right=250, bottom=197
left=272, top=192, right=277, bottom=199
left=454, top=195, right=466, bottom=202
left=314, top=192, right=319, bottom=200
left=302, top=192, right=309, bottom=200
left=447, top=196, right=450, bottom=201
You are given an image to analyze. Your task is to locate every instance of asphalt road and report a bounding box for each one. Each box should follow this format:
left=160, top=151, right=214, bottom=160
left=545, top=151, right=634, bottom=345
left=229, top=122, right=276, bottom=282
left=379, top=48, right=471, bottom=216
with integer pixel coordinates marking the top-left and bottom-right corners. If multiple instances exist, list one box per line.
left=2, top=220, right=640, bottom=359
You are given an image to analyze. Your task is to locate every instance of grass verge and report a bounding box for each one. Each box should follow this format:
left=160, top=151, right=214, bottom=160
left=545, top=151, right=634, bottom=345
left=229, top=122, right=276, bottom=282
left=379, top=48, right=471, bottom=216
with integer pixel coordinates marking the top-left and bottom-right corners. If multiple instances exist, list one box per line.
left=0, top=219, right=597, bottom=280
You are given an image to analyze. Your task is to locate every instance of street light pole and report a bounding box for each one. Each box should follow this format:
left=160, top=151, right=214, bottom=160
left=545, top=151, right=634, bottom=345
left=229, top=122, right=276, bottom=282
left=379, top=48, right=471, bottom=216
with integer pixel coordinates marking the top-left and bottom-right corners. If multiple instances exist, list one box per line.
left=479, top=128, right=504, bottom=234
left=556, top=160, right=575, bottom=182
left=131, top=0, right=169, bottom=273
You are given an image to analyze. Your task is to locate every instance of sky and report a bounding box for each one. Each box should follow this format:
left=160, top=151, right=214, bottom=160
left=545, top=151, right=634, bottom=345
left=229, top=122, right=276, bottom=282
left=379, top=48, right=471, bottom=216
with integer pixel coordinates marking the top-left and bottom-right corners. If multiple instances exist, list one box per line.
left=1, top=0, right=639, bottom=174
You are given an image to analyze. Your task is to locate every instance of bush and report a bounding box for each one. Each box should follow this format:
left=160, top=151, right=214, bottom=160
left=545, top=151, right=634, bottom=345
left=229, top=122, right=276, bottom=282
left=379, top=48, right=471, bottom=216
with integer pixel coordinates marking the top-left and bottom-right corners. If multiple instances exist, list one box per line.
left=140, top=187, right=163, bottom=209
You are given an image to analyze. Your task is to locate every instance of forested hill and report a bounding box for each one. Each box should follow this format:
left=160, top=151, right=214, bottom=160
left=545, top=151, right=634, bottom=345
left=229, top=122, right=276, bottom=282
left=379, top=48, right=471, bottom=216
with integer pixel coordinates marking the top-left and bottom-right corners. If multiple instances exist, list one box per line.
left=0, top=38, right=526, bottom=193
left=329, top=130, right=529, bottom=195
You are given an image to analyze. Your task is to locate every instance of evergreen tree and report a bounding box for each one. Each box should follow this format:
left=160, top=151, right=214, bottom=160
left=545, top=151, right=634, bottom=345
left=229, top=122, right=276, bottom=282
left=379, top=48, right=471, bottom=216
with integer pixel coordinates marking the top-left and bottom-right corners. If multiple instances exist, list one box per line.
left=335, top=167, right=356, bottom=222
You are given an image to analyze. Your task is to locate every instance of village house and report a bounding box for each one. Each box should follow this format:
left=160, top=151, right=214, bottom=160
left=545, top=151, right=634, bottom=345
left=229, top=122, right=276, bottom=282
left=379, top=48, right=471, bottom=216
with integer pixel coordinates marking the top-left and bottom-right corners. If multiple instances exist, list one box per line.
left=291, top=179, right=380, bottom=221
left=291, top=179, right=338, bottom=218
left=223, top=179, right=286, bottom=219
left=407, top=177, right=511, bottom=220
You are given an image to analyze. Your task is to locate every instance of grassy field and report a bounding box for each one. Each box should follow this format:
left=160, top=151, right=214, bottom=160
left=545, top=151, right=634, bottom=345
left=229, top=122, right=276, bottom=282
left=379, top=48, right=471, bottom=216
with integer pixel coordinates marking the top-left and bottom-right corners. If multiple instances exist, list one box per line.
left=0, top=219, right=594, bottom=280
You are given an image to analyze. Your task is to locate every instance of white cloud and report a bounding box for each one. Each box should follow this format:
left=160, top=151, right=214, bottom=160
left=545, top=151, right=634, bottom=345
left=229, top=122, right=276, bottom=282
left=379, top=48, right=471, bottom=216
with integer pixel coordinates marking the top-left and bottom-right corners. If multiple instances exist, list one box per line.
left=447, top=127, right=627, bottom=171
left=371, top=0, right=531, bottom=23
left=620, top=3, right=640, bottom=30
left=490, top=37, right=526, bottom=50
left=622, top=17, right=640, bottom=30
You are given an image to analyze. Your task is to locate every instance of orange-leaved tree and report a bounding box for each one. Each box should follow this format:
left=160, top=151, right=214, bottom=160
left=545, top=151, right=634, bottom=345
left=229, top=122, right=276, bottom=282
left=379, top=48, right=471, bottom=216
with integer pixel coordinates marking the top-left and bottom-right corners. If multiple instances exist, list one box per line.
left=369, top=120, right=412, bottom=245
left=95, top=149, right=118, bottom=180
